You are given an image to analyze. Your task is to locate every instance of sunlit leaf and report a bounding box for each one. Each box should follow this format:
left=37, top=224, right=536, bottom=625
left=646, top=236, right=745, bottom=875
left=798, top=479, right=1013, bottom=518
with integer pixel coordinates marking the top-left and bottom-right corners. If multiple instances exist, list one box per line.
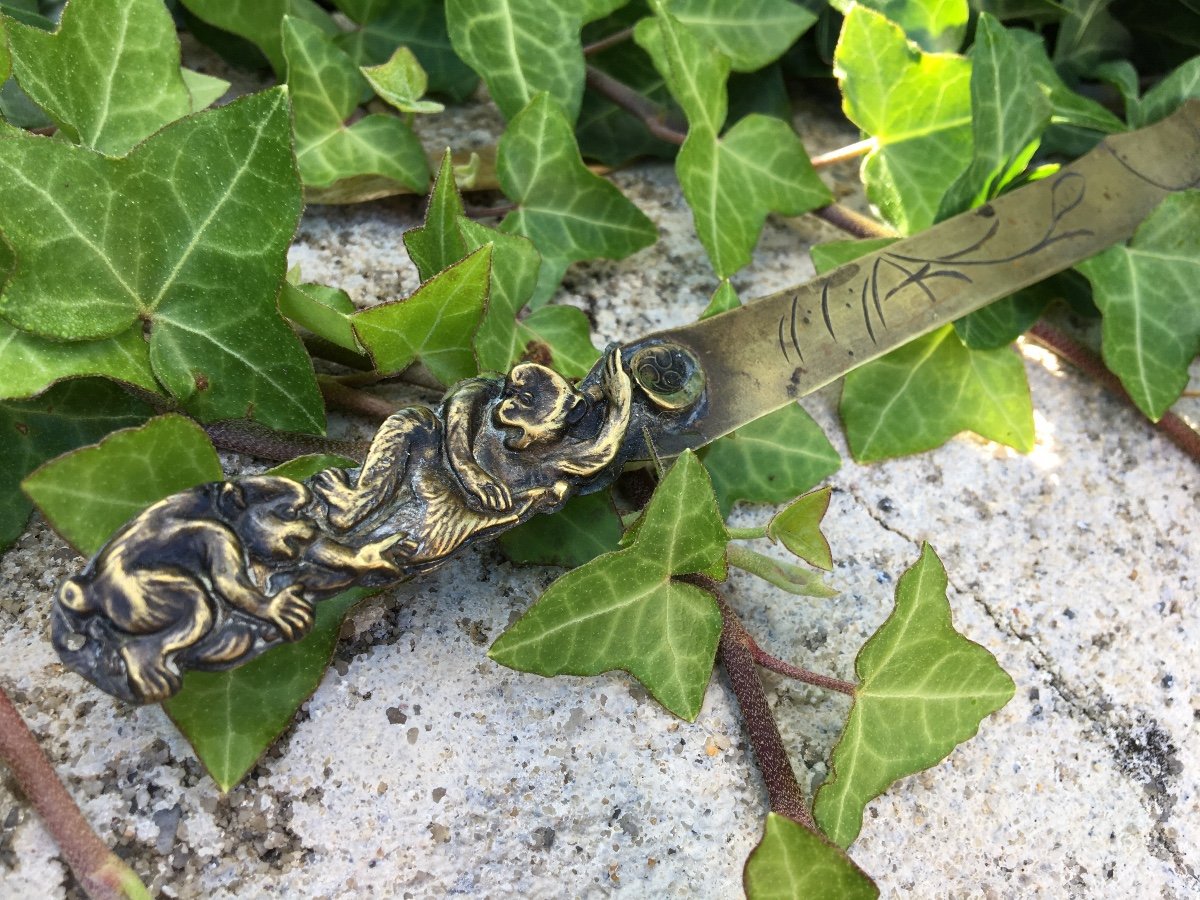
left=701, top=279, right=740, bottom=319
left=810, top=238, right=898, bottom=274
left=702, top=404, right=840, bottom=515
left=840, top=325, right=1034, bottom=461
left=635, top=12, right=727, bottom=136
left=21, top=414, right=221, bottom=556
left=181, top=68, right=231, bottom=112
left=813, top=544, right=1014, bottom=847
left=489, top=452, right=725, bottom=720
left=353, top=244, right=492, bottom=384
left=835, top=7, right=973, bottom=234
left=498, top=93, right=657, bottom=307
left=744, top=813, right=878, bottom=899
left=847, top=0, right=968, bottom=52
left=0, top=380, right=148, bottom=550
left=6, top=0, right=192, bottom=155
left=666, top=0, right=818, bottom=71
left=0, top=89, right=323, bottom=432
left=1130, top=55, right=1200, bottom=128
left=938, top=14, right=1051, bottom=218
left=0, top=320, right=159, bottom=401
left=1076, top=190, right=1200, bottom=420
left=283, top=16, right=428, bottom=194
left=178, top=0, right=337, bottom=75
left=767, top=487, right=833, bottom=571
left=500, top=490, right=623, bottom=567
left=361, top=45, right=444, bottom=114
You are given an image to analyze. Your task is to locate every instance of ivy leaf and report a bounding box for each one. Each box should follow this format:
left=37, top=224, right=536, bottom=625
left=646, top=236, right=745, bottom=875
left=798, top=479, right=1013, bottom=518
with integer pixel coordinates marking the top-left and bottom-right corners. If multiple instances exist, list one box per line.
left=0, top=89, right=323, bottom=433
left=635, top=12, right=727, bottom=135
left=1130, top=56, right=1200, bottom=128
left=1075, top=190, right=1200, bottom=420
left=1052, top=0, right=1130, bottom=80
left=701, top=404, right=840, bottom=515
left=500, top=491, right=623, bottom=568
left=5, top=0, right=192, bottom=155
left=353, top=244, right=492, bottom=385
left=177, top=0, right=337, bottom=76
left=21, top=414, right=221, bottom=556
left=811, top=238, right=898, bottom=273
left=361, top=45, right=444, bottom=114
left=181, top=68, right=231, bottom=112
left=701, top=279, right=740, bottom=319
left=575, top=40, right=678, bottom=166
left=332, top=0, right=478, bottom=103
left=835, top=6, right=973, bottom=234
left=1010, top=30, right=1125, bottom=134
left=278, top=281, right=360, bottom=352
left=0, top=17, right=9, bottom=83
left=165, top=587, right=369, bottom=792
left=665, top=0, right=818, bottom=72
left=840, top=325, right=1034, bottom=462
left=283, top=16, right=429, bottom=196
left=767, top=487, right=833, bottom=571
left=813, top=544, right=1015, bottom=847
left=846, top=0, right=968, bottom=52
left=445, top=0, right=611, bottom=121
left=953, top=282, right=1051, bottom=351
left=513, top=306, right=601, bottom=378
left=938, top=14, right=1051, bottom=218
left=265, top=453, right=357, bottom=482
left=498, top=93, right=657, bottom=307
left=744, top=813, right=878, bottom=899
left=489, top=451, right=725, bottom=721
left=0, top=380, right=148, bottom=550
left=0, top=320, right=159, bottom=401
left=404, top=150, right=469, bottom=282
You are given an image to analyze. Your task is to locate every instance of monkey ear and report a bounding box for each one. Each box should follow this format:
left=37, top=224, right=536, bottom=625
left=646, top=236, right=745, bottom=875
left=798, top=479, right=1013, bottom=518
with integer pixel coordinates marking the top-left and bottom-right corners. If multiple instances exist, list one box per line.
left=565, top=393, right=586, bottom=425
left=220, top=481, right=247, bottom=512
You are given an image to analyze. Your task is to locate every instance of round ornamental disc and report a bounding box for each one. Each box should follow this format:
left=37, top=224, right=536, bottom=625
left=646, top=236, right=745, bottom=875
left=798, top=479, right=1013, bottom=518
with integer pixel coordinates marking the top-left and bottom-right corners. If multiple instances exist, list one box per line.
left=629, top=342, right=705, bottom=411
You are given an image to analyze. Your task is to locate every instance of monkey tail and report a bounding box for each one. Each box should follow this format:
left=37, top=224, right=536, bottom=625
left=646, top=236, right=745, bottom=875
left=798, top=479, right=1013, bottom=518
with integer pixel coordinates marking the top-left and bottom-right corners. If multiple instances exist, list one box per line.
left=50, top=602, right=143, bottom=704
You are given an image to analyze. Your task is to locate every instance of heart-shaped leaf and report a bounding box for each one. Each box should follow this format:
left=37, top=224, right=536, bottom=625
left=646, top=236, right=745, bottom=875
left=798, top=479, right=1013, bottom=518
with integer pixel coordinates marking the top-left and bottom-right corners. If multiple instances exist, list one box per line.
left=813, top=544, right=1015, bottom=847
left=666, top=0, right=818, bottom=72
left=767, top=487, right=833, bottom=571
left=853, top=0, right=968, bottom=52
left=500, top=490, right=623, bottom=568
left=177, top=0, right=337, bottom=75
left=0, top=319, right=158, bottom=401
left=744, top=812, right=878, bottom=899
left=361, top=45, right=444, bottom=114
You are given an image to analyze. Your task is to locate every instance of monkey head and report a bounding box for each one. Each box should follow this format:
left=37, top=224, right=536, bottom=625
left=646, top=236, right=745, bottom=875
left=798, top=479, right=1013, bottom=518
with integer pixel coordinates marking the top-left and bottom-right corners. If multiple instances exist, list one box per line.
left=494, top=363, right=588, bottom=451
left=218, top=476, right=317, bottom=561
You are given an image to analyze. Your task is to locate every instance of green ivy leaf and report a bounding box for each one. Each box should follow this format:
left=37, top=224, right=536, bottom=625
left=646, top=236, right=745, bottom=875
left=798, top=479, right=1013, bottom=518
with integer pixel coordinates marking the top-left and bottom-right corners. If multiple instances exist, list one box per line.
left=847, top=0, right=968, bottom=52
left=1052, top=0, right=1129, bottom=80
left=1130, top=56, right=1200, bottom=128
left=498, top=93, right=657, bottom=307
left=264, top=453, right=357, bottom=482
left=575, top=40, right=678, bottom=166
left=178, top=0, right=337, bottom=75
left=665, top=0, right=818, bottom=72
left=840, top=325, right=1034, bottom=462
left=489, top=451, right=725, bottom=721
left=21, top=414, right=221, bottom=556
left=938, top=14, right=1051, bottom=218
left=702, top=404, right=840, bottom=515
left=767, top=487, right=833, bottom=571
left=814, top=544, right=1015, bottom=847
left=0, top=17, right=9, bottom=84
left=333, top=0, right=478, bottom=103
left=834, top=6, right=973, bottom=234
left=353, top=244, right=492, bottom=384
left=701, top=279, right=740, bottom=319
left=278, top=281, right=360, bottom=352
left=0, top=380, right=148, bottom=550
left=635, top=12, right=727, bottom=134
left=811, top=238, right=898, bottom=273
left=361, top=45, right=444, bottom=114
left=0, top=89, right=323, bottom=433
left=165, top=587, right=370, bottom=792
left=0, top=319, right=159, bottom=401
left=1010, top=30, right=1125, bottom=134
left=953, top=282, right=1051, bottom=351
left=445, top=0, right=612, bottom=121
left=500, top=491, right=623, bottom=567
left=283, top=16, right=428, bottom=195
left=181, top=68, right=231, bottom=112
left=1075, top=191, right=1200, bottom=420
left=404, top=150, right=469, bottom=282
left=744, top=813, right=878, bottom=899
left=5, top=0, right=193, bottom=155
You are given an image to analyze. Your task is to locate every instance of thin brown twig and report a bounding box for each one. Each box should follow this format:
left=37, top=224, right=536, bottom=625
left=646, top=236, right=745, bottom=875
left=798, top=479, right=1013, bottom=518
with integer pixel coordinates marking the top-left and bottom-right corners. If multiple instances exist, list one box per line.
left=744, top=636, right=856, bottom=696
left=1027, top=322, right=1200, bottom=464
left=810, top=138, right=876, bottom=169
left=203, top=420, right=367, bottom=463
left=0, top=687, right=150, bottom=899
left=680, top=574, right=816, bottom=830
left=584, top=65, right=686, bottom=146
left=583, top=25, right=636, bottom=56
left=810, top=203, right=896, bottom=240
left=464, top=202, right=517, bottom=219
left=318, top=377, right=400, bottom=422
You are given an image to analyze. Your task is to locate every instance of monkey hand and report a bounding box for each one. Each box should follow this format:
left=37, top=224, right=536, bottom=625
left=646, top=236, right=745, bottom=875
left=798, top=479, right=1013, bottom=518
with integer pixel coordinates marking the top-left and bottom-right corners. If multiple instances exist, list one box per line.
left=602, top=348, right=632, bottom=408
left=457, top=462, right=513, bottom=513
left=265, top=584, right=315, bottom=642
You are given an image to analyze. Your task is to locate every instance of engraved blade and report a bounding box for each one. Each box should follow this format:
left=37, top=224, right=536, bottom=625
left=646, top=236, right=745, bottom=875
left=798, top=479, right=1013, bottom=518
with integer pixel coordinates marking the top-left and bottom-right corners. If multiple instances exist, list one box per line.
left=643, top=100, right=1200, bottom=453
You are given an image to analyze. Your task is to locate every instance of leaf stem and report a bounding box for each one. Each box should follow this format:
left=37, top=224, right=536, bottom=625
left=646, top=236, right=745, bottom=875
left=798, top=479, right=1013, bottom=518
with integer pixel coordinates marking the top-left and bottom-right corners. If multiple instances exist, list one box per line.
left=584, top=65, right=686, bottom=146
left=809, top=139, right=876, bottom=169
left=301, top=334, right=374, bottom=371
left=727, top=544, right=838, bottom=598
left=0, top=686, right=151, bottom=900
left=318, top=376, right=400, bottom=421
left=583, top=25, right=636, bottom=56
left=810, top=203, right=896, bottom=240
left=744, top=636, right=856, bottom=696
left=203, top=420, right=367, bottom=462
left=1027, top=322, right=1200, bottom=464
left=681, top=575, right=816, bottom=830
left=726, top=525, right=768, bottom=540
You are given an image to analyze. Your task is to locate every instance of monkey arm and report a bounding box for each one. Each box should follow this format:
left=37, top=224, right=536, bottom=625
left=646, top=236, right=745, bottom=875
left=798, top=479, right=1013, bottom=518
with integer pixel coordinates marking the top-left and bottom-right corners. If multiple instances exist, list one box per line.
left=443, top=377, right=512, bottom=512
left=554, top=350, right=633, bottom=477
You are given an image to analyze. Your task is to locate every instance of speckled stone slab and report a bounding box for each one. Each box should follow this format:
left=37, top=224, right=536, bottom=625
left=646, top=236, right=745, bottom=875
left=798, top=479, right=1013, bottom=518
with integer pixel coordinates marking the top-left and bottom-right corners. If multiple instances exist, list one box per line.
left=1, top=99, right=1196, bottom=898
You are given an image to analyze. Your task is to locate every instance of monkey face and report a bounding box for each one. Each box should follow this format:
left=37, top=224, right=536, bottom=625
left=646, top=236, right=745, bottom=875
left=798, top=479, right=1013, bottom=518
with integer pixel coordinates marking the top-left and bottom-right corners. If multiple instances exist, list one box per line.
left=221, top=477, right=317, bottom=561
left=495, top=364, right=583, bottom=450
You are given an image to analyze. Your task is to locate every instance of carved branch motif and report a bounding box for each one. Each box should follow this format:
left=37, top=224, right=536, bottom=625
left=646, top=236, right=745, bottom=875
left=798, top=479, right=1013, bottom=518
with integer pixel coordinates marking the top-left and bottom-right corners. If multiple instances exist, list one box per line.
left=52, top=345, right=705, bottom=704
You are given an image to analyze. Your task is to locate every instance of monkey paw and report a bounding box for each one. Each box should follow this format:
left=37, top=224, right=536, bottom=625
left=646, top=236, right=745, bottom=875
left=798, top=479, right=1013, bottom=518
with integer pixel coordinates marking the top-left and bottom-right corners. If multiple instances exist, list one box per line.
left=265, top=585, right=315, bottom=642
left=122, top=647, right=183, bottom=704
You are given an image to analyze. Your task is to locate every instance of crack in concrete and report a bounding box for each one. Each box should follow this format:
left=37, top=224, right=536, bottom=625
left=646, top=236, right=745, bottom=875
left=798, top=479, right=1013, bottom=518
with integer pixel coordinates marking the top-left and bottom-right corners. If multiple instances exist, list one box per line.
left=844, top=484, right=1197, bottom=885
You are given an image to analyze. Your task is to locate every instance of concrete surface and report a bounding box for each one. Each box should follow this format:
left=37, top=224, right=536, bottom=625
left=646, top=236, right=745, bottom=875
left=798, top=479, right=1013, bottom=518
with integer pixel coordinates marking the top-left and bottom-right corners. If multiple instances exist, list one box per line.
left=1, top=98, right=1197, bottom=898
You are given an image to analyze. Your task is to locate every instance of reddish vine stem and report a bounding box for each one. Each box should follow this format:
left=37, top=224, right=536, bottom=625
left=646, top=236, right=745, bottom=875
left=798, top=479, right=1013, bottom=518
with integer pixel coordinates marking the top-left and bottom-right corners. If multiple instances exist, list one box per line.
left=809, top=139, right=875, bottom=169
left=0, top=687, right=150, bottom=899
left=584, top=65, right=686, bottom=146
left=744, top=637, right=856, bottom=696
left=680, top=574, right=816, bottom=830
left=1028, top=322, right=1200, bottom=463
left=810, top=203, right=896, bottom=240
left=318, top=377, right=400, bottom=422
left=203, top=420, right=367, bottom=463
left=583, top=25, right=636, bottom=56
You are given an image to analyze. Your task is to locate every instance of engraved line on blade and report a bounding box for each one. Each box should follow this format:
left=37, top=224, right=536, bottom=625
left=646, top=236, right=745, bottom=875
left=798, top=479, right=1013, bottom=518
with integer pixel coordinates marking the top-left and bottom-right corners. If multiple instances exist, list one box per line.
left=859, top=279, right=876, bottom=345
left=789, top=293, right=804, bottom=363
left=820, top=279, right=836, bottom=342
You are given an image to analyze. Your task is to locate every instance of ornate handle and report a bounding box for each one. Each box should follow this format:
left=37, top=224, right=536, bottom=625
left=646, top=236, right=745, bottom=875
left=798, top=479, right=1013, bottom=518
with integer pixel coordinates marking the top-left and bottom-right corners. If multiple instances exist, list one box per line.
left=51, top=342, right=706, bottom=704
